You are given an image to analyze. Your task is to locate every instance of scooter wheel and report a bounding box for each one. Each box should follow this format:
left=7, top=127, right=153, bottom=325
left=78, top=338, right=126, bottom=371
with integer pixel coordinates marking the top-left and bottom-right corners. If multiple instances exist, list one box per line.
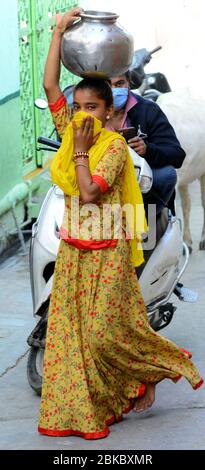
left=27, top=346, right=44, bottom=396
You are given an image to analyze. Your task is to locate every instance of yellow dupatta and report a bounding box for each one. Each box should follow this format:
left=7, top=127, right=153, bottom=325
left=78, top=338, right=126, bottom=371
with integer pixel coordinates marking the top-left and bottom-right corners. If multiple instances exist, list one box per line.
left=50, top=111, right=147, bottom=266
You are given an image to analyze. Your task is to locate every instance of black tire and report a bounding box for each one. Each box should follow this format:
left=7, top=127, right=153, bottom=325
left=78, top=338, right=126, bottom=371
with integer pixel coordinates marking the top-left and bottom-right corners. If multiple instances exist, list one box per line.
left=27, top=346, right=44, bottom=396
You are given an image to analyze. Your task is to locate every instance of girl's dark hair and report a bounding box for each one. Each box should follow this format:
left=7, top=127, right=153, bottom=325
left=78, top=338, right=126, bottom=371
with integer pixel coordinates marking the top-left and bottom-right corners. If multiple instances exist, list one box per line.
left=74, top=77, right=113, bottom=107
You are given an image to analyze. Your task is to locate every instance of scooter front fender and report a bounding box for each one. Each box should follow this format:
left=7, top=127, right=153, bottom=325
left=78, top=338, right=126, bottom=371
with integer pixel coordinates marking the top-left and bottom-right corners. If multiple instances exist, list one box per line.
left=30, top=185, right=64, bottom=314
left=34, top=275, right=53, bottom=316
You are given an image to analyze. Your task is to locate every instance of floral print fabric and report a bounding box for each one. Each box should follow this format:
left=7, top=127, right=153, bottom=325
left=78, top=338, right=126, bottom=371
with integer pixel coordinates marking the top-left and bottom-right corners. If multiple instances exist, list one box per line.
left=48, top=94, right=70, bottom=139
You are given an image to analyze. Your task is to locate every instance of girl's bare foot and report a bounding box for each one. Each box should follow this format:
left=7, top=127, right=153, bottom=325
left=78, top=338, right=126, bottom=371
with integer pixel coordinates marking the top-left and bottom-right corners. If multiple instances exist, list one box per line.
left=134, top=384, right=156, bottom=413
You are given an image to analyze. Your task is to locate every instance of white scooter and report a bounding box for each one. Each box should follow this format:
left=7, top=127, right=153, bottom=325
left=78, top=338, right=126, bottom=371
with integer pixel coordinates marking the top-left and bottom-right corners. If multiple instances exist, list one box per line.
left=27, top=136, right=196, bottom=396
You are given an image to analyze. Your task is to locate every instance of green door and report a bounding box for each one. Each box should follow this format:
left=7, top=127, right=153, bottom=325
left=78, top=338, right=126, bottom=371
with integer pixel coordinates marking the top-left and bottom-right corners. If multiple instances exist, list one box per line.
left=18, top=0, right=79, bottom=174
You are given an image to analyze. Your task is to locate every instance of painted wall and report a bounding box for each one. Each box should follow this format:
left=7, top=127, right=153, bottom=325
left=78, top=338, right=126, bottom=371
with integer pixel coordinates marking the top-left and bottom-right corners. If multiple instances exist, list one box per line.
left=0, top=0, right=22, bottom=201
left=0, top=97, right=22, bottom=201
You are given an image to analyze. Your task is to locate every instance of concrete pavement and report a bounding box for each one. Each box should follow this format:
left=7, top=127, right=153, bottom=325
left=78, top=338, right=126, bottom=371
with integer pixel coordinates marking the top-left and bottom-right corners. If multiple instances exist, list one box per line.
left=0, top=244, right=35, bottom=377
left=0, top=181, right=205, bottom=450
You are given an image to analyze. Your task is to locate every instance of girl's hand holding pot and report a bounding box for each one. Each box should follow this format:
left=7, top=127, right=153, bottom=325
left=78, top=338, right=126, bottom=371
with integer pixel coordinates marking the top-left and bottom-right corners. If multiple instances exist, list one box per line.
left=55, top=7, right=83, bottom=34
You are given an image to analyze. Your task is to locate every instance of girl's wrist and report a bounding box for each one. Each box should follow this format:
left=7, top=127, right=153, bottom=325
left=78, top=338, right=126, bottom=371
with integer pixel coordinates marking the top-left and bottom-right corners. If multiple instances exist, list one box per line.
left=53, top=27, right=64, bottom=37
left=74, top=148, right=88, bottom=154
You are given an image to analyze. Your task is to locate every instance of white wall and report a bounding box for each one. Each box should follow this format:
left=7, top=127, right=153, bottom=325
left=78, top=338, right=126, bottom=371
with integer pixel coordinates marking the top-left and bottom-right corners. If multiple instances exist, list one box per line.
left=150, top=0, right=205, bottom=93
left=80, top=0, right=205, bottom=94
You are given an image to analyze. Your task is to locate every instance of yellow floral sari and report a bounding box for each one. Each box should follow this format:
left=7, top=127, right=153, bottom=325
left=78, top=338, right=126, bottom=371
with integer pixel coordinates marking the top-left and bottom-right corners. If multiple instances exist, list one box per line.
left=38, top=105, right=203, bottom=440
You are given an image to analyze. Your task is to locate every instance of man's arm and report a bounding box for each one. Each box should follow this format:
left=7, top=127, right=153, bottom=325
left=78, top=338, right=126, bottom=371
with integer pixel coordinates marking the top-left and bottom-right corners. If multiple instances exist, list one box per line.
left=128, top=98, right=186, bottom=169
left=144, top=102, right=186, bottom=169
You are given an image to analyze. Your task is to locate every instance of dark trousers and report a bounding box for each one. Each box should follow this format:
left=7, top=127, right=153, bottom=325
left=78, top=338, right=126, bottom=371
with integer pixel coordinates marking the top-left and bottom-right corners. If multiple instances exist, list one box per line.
left=143, top=165, right=177, bottom=215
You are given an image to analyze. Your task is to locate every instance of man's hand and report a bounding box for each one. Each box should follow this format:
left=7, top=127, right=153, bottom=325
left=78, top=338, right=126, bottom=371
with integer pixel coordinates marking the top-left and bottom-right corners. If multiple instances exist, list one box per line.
left=128, top=136, right=147, bottom=156
left=55, top=7, right=83, bottom=34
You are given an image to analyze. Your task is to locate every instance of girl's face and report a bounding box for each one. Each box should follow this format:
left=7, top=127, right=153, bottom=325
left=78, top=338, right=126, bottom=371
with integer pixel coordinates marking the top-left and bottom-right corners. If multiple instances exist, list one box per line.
left=73, top=88, right=113, bottom=126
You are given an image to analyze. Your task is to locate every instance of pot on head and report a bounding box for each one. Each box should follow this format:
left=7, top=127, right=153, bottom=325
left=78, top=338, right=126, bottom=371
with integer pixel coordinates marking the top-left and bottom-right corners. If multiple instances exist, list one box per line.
left=60, top=10, right=134, bottom=78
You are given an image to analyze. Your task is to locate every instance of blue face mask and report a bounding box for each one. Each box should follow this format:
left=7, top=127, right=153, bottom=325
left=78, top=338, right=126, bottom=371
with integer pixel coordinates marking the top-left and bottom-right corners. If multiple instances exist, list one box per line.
left=112, top=87, right=129, bottom=111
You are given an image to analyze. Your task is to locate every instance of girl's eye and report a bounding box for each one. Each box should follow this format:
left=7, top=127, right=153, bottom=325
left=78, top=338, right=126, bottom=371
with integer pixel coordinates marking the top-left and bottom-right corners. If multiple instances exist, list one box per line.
left=73, top=104, right=80, bottom=110
left=87, top=106, right=96, bottom=110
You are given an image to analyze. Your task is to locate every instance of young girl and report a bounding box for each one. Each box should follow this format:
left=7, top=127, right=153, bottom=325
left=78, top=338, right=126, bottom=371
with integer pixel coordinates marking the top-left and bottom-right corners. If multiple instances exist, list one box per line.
left=38, top=7, right=203, bottom=440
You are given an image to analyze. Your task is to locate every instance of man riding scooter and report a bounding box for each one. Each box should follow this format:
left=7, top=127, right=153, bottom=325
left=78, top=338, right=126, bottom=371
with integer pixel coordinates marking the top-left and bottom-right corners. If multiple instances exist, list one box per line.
left=109, top=72, right=186, bottom=217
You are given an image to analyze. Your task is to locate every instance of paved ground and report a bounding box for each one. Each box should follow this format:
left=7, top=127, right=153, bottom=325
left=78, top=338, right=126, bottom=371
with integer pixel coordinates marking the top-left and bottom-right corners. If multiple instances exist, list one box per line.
left=0, top=181, right=205, bottom=450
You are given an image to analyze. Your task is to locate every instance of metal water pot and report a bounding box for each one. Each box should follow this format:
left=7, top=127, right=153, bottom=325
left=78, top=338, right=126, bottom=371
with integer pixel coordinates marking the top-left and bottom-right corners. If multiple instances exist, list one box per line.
left=60, top=10, right=134, bottom=78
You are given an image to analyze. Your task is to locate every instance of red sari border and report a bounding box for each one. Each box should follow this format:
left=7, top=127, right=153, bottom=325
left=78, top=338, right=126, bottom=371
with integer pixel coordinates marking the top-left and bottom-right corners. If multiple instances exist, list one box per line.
left=193, top=378, right=204, bottom=390
left=38, top=426, right=109, bottom=440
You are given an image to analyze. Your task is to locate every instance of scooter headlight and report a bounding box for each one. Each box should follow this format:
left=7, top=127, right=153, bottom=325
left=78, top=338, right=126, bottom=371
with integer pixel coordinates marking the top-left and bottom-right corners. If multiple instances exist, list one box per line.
left=139, top=176, right=153, bottom=193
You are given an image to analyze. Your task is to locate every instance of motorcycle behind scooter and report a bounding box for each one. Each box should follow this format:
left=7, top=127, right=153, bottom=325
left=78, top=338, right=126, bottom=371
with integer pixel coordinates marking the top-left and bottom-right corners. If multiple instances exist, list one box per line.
left=129, top=45, right=171, bottom=101
left=27, top=97, right=197, bottom=396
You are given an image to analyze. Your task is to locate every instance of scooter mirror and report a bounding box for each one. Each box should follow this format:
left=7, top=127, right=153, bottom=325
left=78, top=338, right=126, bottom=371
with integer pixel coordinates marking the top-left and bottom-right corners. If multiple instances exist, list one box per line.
left=34, top=98, right=48, bottom=110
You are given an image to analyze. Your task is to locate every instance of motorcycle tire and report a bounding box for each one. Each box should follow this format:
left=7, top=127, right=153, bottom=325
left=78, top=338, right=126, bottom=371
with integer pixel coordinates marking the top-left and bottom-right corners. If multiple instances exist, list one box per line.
left=27, top=346, right=44, bottom=396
